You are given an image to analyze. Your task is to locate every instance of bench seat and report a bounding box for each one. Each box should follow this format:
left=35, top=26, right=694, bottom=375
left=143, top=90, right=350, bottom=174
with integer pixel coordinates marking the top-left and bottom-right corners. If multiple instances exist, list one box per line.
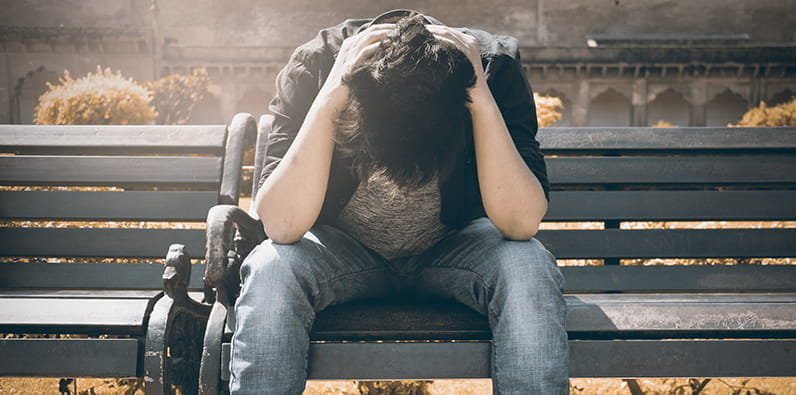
left=0, top=289, right=162, bottom=336
left=212, top=291, right=796, bottom=380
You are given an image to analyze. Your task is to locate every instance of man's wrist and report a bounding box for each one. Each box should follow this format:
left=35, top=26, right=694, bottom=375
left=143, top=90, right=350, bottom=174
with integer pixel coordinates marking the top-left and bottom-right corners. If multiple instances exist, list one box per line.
left=468, top=80, right=496, bottom=111
left=316, top=83, right=351, bottom=114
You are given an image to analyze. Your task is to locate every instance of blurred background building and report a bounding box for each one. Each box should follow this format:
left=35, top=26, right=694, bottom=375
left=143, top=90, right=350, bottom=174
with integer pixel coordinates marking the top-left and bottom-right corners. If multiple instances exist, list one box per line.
left=1, top=0, right=794, bottom=126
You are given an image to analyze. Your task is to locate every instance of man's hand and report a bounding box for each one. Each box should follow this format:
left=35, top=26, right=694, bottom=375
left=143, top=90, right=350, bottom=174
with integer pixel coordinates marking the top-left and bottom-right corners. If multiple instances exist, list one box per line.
left=426, top=26, right=486, bottom=84
left=321, top=24, right=394, bottom=108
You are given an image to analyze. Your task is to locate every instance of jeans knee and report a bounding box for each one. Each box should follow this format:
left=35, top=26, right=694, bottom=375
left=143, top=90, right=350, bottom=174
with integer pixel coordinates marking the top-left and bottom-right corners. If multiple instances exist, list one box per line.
left=239, top=239, right=318, bottom=294
left=493, top=238, right=564, bottom=293
left=236, top=239, right=320, bottom=327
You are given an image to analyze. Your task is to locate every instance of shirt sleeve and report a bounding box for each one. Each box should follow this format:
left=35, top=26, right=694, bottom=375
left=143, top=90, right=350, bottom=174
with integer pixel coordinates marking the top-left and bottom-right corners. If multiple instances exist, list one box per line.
left=258, top=49, right=320, bottom=191
left=484, top=40, right=550, bottom=200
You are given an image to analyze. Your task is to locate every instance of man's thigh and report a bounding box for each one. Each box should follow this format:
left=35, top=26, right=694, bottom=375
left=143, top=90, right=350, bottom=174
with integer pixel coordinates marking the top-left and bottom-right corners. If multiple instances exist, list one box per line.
left=411, top=217, right=562, bottom=313
left=239, top=224, right=399, bottom=312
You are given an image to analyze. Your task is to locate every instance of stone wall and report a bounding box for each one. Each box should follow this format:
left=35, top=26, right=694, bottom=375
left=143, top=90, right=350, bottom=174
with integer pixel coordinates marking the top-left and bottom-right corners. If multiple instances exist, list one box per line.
left=4, top=0, right=793, bottom=48
left=150, top=0, right=795, bottom=47
left=1, top=0, right=794, bottom=124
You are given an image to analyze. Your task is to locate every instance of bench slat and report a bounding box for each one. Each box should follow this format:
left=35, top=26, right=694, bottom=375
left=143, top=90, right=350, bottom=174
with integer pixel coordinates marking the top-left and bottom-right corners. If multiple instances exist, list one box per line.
left=569, top=339, right=796, bottom=378
left=0, top=263, right=206, bottom=290
left=2, top=263, right=793, bottom=292
left=0, top=295, right=159, bottom=335
left=0, top=124, right=226, bottom=153
left=566, top=294, right=796, bottom=336
left=0, top=228, right=206, bottom=258
left=561, top=265, right=796, bottom=292
left=309, top=293, right=796, bottom=341
left=0, top=190, right=218, bottom=221
left=219, top=340, right=796, bottom=380
left=0, top=156, right=222, bottom=185
left=0, top=290, right=164, bottom=298
left=538, top=228, right=796, bottom=259
left=0, top=338, right=140, bottom=377
left=546, top=190, right=796, bottom=220
left=4, top=196, right=791, bottom=250
left=547, top=156, right=796, bottom=185
left=539, top=126, right=796, bottom=151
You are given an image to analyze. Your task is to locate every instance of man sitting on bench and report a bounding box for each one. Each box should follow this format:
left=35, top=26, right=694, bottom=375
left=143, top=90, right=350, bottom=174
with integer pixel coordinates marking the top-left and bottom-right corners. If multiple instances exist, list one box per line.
left=232, top=9, right=568, bottom=394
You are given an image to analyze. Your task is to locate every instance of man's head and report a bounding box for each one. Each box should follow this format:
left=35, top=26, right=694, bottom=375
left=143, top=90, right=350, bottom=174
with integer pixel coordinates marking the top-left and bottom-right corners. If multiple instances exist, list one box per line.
left=336, top=15, right=476, bottom=187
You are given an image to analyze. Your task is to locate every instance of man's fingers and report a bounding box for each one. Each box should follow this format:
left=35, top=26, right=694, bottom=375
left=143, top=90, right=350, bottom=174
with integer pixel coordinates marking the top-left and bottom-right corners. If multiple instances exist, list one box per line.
left=426, top=25, right=481, bottom=67
left=366, top=23, right=396, bottom=31
left=426, top=25, right=476, bottom=48
left=356, top=41, right=382, bottom=63
left=426, top=25, right=465, bottom=39
left=434, top=35, right=461, bottom=49
left=433, top=33, right=472, bottom=56
left=355, top=24, right=394, bottom=43
left=350, top=27, right=392, bottom=50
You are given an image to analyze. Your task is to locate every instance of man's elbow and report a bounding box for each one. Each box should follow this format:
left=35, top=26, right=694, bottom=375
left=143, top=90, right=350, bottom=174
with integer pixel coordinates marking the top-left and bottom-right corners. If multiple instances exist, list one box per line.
left=265, top=230, right=303, bottom=244
left=260, top=218, right=307, bottom=245
left=497, top=218, right=540, bottom=241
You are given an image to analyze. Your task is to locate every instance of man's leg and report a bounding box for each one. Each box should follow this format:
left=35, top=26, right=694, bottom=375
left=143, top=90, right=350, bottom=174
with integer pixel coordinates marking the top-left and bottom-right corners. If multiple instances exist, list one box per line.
left=413, top=218, right=569, bottom=395
left=229, top=225, right=394, bottom=394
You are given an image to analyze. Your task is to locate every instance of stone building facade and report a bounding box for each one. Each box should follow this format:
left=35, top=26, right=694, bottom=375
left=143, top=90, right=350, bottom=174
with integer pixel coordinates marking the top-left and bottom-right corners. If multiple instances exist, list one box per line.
left=1, top=0, right=794, bottom=126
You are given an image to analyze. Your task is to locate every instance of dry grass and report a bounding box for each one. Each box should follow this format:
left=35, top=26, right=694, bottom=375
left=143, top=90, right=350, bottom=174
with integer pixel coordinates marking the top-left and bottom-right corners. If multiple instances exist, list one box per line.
left=0, top=377, right=143, bottom=394
left=0, top=220, right=205, bottom=229
left=301, top=378, right=796, bottom=394
left=3, top=377, right=795, bottom=394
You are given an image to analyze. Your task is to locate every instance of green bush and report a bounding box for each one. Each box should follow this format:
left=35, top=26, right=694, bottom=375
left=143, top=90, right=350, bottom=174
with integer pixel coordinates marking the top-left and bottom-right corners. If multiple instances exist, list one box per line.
left=144, top=68, right=210, bottom=125
left=34, top=66, right=157, bottom=125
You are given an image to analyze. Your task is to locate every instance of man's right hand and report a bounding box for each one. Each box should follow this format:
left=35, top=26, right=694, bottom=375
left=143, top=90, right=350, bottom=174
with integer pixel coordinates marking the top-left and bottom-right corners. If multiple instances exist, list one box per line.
left=320, top=24, right=394, bottom=109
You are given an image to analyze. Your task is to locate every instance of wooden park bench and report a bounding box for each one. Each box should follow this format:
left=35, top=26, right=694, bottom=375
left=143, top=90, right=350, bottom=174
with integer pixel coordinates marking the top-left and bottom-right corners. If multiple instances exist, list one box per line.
left=190, top=115, right=795, bottom=393
left=0, top=114, right=256, bottom=394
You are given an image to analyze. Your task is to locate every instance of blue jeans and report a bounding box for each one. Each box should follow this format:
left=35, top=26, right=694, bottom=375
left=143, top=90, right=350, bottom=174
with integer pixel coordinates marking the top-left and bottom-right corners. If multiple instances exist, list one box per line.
left=229, top=217, right=568, bottom=394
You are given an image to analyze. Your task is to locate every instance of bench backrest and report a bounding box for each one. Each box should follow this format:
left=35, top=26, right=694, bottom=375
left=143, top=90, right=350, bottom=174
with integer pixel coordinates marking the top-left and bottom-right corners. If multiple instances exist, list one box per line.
left=0, top=119, right=256, bottom=290
left=250, top=117, right=796, bottom=294
left=536, top=126, right=796, bottom=294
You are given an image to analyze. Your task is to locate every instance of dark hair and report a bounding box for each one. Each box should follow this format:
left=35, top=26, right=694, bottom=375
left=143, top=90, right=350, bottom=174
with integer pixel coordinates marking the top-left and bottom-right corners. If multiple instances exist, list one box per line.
left=336, top=15, right=476, bottom=187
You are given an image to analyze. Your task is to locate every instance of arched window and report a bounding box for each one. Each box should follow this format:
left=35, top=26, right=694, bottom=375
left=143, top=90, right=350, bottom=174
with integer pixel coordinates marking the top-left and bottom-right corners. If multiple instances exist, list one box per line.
left=767, top=88, right=794, bottom=106
left=705, top=89, right=748, bottom=126
left=588, top=88, right=631, bottom=126
left=647, top=88, right=690, bottom=127
left=13, top=66, right=58, bottom=124
left=237, top=87, right=269, bottom=119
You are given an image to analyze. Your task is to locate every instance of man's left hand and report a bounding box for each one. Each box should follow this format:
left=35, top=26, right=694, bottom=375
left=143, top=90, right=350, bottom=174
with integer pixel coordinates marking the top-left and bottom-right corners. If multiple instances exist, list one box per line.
left=426, top=25, right=486, bottom=83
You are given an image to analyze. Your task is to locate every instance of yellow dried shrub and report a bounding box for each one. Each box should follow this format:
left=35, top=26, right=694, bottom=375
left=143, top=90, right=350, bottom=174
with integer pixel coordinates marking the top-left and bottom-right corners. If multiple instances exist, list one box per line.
left=534, top=92, right=563, bottom=127
left=144, top=68, right=210, bottom=125
left=733, top=96, right=796, bottom=127
left=34, top=66, right=157, bottom=125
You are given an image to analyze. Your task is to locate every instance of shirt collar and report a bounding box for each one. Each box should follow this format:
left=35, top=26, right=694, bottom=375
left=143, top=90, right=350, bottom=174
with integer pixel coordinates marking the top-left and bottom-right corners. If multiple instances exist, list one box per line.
left=357, top=9, right=444, bottom=33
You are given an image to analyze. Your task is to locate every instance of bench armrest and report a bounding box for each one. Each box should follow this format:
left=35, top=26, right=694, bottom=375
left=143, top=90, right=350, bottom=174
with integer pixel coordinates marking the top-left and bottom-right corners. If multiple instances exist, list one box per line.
left=205, top=204, right=266, bottom=306
left=219, top=113, right=258, bottom=205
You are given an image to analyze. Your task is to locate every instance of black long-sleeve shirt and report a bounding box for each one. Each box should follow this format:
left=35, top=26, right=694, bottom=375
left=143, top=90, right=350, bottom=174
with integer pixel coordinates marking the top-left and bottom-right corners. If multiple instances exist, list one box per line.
left=259, top=12, right=549, bottom=229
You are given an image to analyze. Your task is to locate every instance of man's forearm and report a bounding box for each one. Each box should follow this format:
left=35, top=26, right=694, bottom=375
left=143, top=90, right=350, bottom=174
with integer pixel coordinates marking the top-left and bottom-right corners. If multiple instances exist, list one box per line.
left=469, top=82, right=548, bottom=240
left=424, top=26, right=546, bottom=239
left=255, top=94, right=340, bottom=244
left=255, top=24, right=393, bottom=244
